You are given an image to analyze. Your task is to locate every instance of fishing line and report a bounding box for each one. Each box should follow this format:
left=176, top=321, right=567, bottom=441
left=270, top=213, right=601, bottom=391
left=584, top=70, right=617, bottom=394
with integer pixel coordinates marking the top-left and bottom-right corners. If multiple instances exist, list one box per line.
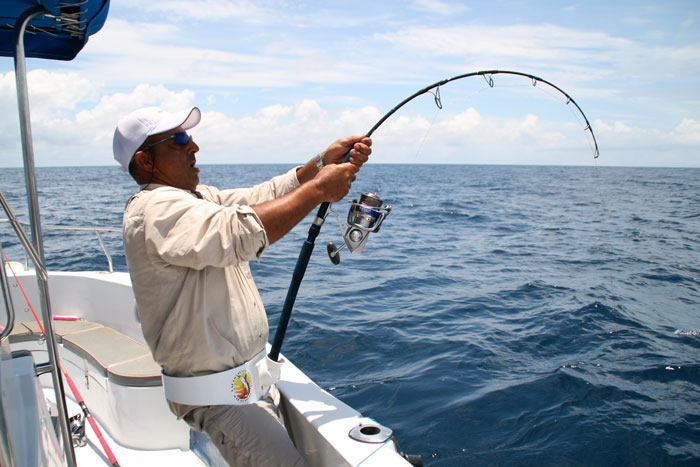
left=585, top=128, right=634, bottom=460
left=404, top=84, right=497, bottom=163
left=405, top=101, right=442, bottom=164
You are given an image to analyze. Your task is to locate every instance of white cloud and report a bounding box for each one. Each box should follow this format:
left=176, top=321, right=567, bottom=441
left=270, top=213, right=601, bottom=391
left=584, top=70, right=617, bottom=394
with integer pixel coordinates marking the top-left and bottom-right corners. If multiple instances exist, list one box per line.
left=78, top=18, right=379, bottom=90
left=258, top=104, right=293, bottom=121
left=3, top=69, right=698, bottom=168
left=366, top=107, right=594, bottom=165
left=81, top=19, right=289, bottom=88
left=1, top=74, right=196, bottom=167
left=674, top=118, right=700, bottom=144
left=193, top=99, right=373, bottom=163
left=0, top=70, right=97, bottom=117
left=189, top=101, right=603, bottom=166
left=376, top=24, right=631, bottom=63
left=591, top=118, right=700, bottom=166
left=294, top=100, right=327, bottom=124
left=3, top=71, right=698, bottom=168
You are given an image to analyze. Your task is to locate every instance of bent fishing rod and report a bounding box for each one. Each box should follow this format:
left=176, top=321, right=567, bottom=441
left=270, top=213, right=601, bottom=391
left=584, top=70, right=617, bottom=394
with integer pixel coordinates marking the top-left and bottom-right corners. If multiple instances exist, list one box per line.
left=269, top=69, right=599, bottom=361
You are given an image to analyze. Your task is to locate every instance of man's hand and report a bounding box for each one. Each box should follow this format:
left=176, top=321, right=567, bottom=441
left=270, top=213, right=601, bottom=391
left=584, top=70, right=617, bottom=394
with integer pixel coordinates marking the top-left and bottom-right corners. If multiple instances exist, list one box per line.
left=314, top=162, right=359, bottom=203
left=295, top=135, right=372, bottom=186
left=254, top=136, right=372, bottom=244
left=322, top=136, right=372, bottom=168
left=253, top=161, right=359, bottom=244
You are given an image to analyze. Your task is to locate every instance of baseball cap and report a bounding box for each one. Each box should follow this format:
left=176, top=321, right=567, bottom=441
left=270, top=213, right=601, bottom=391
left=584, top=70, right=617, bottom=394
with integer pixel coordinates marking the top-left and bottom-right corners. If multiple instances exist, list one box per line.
left=113, top=106, right=201, bottom=171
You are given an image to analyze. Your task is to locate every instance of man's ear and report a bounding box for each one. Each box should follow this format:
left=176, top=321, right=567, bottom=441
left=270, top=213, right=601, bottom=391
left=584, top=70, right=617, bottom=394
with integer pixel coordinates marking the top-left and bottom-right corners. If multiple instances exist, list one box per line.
left=133, top=150, right=153, bottom=169
left=130, top=150, right=154, bottom=183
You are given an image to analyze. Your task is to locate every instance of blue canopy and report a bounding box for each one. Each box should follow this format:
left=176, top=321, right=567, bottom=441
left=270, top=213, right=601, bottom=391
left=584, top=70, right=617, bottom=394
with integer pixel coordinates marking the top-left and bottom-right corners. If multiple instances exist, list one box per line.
left=0, top=0, right=110, bottom=61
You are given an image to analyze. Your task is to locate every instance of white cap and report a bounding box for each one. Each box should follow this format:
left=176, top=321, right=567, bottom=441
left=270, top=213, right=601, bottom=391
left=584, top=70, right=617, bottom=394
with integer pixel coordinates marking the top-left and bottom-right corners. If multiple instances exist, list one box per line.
left=113, top=107, right=201, bottom=171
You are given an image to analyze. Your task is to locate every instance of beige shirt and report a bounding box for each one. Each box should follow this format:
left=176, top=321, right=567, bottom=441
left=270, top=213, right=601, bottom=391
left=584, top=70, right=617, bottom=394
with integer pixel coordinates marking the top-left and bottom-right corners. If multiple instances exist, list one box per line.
left=122, top=168, right=300, bottom=383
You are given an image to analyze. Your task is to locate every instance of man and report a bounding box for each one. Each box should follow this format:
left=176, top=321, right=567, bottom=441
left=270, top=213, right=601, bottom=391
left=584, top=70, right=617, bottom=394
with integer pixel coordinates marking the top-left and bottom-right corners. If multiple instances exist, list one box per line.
left=113, top=106, right=371, bottom=465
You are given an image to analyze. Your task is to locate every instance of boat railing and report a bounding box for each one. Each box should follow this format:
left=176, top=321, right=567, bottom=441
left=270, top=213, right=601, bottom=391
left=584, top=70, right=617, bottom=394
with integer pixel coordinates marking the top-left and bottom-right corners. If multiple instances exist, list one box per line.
left=0, top=218, right=121, bottom=273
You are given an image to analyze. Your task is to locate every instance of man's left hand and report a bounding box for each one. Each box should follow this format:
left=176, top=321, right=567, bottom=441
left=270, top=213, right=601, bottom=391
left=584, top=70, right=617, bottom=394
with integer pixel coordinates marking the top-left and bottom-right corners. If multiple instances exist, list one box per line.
left=322, top=136, right=372, bottom=168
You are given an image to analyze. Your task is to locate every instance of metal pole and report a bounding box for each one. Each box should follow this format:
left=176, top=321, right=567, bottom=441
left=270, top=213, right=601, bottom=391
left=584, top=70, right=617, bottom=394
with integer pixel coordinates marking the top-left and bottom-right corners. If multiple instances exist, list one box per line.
left=0, top=239, right=16, bottom=342
left=14, top=8, right=46, bottom=259
left=13, top=7, right=77, bottom=466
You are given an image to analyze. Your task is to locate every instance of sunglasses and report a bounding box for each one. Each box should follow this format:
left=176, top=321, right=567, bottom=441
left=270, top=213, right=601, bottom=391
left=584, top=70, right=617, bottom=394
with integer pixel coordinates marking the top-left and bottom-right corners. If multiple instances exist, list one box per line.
left=141, top=132, right=192, bottom=151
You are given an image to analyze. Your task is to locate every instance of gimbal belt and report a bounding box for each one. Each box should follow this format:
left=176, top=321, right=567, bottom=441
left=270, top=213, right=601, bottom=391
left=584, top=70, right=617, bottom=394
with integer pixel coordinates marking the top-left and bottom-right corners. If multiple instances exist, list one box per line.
left=162, top=349, right=283, bottom=406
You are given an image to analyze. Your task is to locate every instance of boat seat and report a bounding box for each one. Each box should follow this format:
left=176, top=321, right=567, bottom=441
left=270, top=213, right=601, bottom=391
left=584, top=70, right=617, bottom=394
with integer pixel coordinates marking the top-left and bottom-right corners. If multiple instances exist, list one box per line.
left=9, top=320, right=162, bottom=388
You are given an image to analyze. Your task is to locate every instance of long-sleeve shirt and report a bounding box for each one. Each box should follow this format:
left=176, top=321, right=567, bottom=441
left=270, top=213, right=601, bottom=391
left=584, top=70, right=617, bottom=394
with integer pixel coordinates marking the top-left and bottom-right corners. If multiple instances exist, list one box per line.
left=122, top=168, right=300, bottom=386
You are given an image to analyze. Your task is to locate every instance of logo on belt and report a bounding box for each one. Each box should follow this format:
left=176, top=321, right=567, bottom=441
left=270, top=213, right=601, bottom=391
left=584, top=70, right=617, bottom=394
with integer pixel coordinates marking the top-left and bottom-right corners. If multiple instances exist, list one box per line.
left=231, top=370, right=252, bottom=401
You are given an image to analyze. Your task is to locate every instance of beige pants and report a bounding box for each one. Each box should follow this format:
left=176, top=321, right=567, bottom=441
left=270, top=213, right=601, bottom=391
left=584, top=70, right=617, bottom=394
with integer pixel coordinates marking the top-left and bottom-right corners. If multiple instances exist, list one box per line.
left=183, top=386, right=307, bottom=467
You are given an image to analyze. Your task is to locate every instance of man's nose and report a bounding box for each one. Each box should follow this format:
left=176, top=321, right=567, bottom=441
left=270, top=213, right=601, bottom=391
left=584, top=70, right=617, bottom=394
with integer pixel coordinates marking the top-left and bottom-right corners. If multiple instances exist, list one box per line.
left=189, top=137, right=199, bottom=152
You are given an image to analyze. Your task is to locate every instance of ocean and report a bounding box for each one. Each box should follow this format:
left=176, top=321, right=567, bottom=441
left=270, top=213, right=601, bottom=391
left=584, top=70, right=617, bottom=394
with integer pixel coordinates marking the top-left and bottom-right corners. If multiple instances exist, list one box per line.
left=1, top=163, right=698, bottom=466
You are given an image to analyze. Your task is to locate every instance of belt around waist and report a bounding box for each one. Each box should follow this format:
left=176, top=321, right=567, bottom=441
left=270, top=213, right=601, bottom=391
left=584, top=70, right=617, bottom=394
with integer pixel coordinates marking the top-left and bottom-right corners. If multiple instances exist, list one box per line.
left=162, top=349, right=284, bottom=406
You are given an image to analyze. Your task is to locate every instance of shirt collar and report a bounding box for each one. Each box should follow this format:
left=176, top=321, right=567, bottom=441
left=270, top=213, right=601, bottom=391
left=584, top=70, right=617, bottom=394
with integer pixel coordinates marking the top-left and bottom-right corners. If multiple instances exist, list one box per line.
left=139, top=183, right=202, bottom=198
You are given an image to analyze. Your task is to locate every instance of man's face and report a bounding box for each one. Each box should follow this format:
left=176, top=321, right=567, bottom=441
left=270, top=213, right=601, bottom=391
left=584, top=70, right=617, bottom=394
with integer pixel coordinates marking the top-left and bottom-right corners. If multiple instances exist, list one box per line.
left=147, top=126, right=200, bottom=191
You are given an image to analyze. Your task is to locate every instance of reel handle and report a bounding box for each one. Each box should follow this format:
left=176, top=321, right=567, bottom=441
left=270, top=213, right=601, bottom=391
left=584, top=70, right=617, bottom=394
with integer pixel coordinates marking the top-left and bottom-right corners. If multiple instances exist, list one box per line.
left=326, top=242, right=342, bottom=265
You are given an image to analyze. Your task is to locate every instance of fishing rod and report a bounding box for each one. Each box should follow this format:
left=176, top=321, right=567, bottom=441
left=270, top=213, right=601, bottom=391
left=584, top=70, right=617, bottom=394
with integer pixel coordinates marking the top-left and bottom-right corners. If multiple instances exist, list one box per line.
left=269, top=69, right=599, bottom=361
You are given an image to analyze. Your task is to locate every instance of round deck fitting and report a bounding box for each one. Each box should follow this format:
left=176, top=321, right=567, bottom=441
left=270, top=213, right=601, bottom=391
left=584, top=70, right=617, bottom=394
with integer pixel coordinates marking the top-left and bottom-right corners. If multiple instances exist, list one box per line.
left=348, top=421, right=393, bottom=443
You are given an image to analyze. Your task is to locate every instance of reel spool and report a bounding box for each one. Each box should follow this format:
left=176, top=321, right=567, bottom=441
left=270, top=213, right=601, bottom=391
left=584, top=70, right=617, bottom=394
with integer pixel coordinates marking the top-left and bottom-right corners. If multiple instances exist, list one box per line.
left=327, top=192, right=392, bottom=264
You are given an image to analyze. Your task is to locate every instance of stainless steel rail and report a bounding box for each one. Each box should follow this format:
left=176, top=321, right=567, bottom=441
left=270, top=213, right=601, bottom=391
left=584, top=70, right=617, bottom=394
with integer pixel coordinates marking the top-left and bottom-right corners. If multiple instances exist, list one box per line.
left=0, top=240, right=16, bottom=342
left=0, top=218, right=121, bottom=273
left=11, top=7, right=76, bottom=465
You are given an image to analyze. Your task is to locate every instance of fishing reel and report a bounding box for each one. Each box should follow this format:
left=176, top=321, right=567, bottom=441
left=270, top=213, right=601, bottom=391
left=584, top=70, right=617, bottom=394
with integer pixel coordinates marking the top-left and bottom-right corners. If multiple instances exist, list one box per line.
left=326, top=192, right=391, bottom=264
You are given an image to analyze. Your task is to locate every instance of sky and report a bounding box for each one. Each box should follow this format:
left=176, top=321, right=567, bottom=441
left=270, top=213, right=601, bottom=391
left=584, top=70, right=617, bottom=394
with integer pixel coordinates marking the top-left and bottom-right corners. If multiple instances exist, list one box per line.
left=1, top=0, right=699, bottom=168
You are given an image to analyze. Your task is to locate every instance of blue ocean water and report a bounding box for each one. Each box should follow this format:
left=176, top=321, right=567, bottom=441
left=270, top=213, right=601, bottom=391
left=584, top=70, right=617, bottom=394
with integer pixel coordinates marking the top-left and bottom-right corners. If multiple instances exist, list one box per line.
left=1, top=164, right=698, bottom=466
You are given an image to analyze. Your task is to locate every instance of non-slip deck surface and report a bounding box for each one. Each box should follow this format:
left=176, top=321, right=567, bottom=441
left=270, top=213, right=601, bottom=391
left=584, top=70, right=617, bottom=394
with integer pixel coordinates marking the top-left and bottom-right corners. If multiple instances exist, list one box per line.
left=9, top=320, right=162, bottom=387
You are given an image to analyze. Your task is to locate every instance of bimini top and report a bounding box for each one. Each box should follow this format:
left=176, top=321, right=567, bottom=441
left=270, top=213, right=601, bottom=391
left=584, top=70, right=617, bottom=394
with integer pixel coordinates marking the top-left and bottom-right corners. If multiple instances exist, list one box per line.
left=0, top=0, right=110, bottom=61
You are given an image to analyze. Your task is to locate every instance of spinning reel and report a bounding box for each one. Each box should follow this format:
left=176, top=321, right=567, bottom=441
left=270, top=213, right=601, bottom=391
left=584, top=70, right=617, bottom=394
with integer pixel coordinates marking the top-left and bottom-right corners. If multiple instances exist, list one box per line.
left=326, top=192, right=392, bottom=264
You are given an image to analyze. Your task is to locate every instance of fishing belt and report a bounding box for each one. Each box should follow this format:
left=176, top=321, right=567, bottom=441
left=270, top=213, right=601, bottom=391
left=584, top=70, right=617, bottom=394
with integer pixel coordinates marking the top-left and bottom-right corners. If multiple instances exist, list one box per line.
left=162, top=349, right=283, bottom=406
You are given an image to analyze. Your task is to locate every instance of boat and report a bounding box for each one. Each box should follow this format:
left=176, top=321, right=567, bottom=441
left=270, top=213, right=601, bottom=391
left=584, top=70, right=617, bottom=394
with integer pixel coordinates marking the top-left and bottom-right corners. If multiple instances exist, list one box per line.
left=0, top=2, right=419, bottom=465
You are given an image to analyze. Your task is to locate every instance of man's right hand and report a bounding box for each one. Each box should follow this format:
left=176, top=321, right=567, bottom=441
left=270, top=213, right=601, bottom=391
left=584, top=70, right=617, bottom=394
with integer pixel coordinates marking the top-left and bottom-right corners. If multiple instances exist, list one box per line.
left=253, top=161, right=360, bottom=244
left=313, top=162, right=359, bottom=202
